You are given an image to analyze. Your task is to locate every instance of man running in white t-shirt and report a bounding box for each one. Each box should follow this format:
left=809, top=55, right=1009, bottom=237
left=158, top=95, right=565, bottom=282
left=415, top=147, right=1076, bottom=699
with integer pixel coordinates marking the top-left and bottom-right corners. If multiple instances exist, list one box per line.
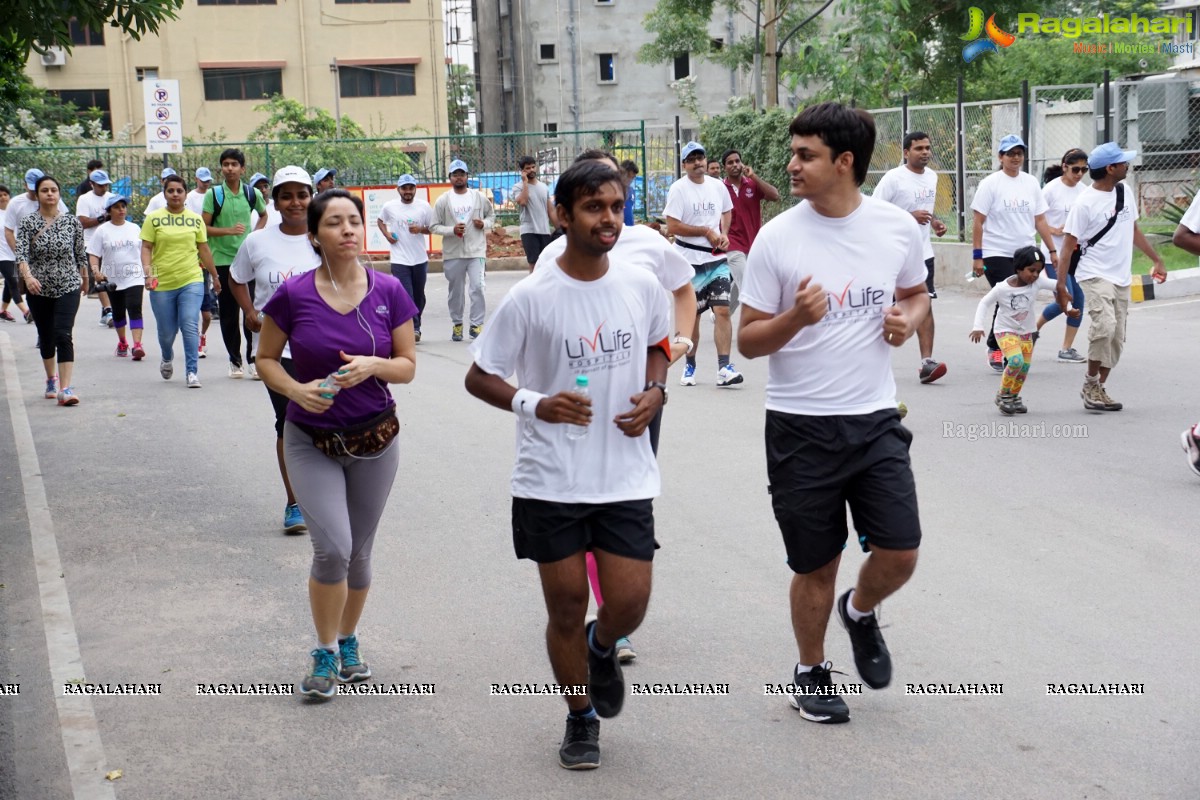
left=738, top=102, right=929, bottom=725
left=377, top=174, right=433, bottom=342
left=466, top=159, right=670, bottom=770
left=873, top=131, right=947, bottom=384
left=665, top=141, right=742, bottom=387
left=75, top=168, right=115, bottom=326
left=970, top=134, right=1058, bottom=371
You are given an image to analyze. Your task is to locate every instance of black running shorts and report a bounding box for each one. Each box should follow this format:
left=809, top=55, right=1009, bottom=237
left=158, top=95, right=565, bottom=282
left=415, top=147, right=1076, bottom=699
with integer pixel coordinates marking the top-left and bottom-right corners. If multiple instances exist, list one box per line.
left=766, top=409, right=921, bottom=574
left=266, top=357, right=297, bottom=438
left=511, top=498, right=658, bottom=563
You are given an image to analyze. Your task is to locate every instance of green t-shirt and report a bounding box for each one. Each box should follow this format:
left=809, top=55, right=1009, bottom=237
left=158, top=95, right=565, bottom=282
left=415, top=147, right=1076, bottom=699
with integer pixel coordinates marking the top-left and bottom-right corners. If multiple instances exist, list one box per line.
left=141, top=208, right=207, bottom=291
left=202, top=180, right=266, bottom=264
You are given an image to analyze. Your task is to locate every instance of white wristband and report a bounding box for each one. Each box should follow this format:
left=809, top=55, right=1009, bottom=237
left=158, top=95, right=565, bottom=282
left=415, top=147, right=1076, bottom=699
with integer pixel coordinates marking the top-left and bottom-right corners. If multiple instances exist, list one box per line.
left=511, top=388, right=547, bottom=420
left=672, top=335, right=695, bottom=353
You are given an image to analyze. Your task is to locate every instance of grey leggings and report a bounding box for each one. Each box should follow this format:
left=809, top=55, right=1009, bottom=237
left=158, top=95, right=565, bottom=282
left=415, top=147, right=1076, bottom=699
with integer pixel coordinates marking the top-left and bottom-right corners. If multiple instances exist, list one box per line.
left=283, top=422, right=400, bottom=589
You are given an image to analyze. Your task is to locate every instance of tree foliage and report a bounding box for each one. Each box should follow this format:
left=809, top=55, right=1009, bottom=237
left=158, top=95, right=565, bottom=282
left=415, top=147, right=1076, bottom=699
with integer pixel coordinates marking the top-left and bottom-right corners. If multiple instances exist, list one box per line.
left=699, top=102, right=797, bottom=211
left=447, top=64, right=475, bottom=136
left=250, top=95, right=365, bottom=141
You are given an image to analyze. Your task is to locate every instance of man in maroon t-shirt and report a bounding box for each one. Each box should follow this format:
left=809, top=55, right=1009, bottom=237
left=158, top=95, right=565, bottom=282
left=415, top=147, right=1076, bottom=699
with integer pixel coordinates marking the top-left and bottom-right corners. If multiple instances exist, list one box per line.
left=722, top=149, right=780, bottom=313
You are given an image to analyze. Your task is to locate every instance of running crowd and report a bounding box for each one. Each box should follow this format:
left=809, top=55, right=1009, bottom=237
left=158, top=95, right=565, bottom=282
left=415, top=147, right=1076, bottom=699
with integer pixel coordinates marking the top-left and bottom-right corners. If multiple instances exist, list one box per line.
left=4, top=103, right=1200, bottom=772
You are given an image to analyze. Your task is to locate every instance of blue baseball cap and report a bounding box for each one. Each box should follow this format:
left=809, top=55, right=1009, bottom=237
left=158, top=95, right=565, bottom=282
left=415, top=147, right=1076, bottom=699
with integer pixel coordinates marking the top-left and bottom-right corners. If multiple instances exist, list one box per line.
left=998, top=134, right=1026, bottom=154
left=249, top=172, right=268, bottom=189
left=448, top=159, right=469, bottom=175
left=24, top=168, right=44, bottom=191
left=313, top=168, right=337, bottom=184
left=1088, top=142, right=1137, bottom=170
left=195, top=167, right=213, bottom=182
left=89, top=169, right=112, bottom=185
left=397, top=174, right=418, bottom=187
left=160, top=167, right=177, bottom=180
left=104, top=194, right=127, bottom=210
left=680, top=141, right=705, bottom=162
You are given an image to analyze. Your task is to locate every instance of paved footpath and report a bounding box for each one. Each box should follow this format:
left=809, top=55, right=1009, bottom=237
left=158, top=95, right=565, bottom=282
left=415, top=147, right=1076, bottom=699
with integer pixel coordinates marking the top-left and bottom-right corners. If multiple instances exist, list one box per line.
left=1, top=273, right=1197, bottom=799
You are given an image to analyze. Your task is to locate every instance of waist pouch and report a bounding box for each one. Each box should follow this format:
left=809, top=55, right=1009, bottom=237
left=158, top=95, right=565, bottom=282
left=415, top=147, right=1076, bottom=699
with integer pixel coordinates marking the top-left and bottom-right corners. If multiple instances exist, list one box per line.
left=296, top=407, right=398, bottom=458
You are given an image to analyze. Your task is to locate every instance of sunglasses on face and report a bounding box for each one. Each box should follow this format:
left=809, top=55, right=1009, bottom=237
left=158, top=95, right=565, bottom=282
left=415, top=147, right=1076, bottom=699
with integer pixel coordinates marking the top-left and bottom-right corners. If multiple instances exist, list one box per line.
left=683, top=155, right=706, bottom=164
left=1068, top=166, right=1088, bottom=174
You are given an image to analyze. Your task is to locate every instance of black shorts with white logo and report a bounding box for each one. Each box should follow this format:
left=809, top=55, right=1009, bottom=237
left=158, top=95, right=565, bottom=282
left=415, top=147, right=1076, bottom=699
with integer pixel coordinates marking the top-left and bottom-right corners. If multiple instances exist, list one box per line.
left=766, top=408, right=921, bottom=574
left=511, top=498, right=658, bottom=563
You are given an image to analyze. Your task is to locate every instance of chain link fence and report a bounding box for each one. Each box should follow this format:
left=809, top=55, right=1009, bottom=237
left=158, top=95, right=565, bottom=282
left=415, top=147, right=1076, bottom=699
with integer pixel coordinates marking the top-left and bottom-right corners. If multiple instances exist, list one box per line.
left=0, top=127, right=648, bottom=225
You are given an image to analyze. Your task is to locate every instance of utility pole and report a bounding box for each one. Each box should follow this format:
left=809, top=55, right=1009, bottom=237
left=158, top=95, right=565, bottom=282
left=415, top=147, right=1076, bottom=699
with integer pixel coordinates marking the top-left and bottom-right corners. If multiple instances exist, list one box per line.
left=330, top=59, right=342, bottom=139
left=764, top=0, right=778, bottom=107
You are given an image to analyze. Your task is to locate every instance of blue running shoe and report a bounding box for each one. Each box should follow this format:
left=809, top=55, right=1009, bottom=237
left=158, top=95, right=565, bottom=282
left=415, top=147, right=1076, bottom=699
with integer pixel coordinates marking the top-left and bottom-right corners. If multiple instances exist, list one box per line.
left=680, top=363, right=696, bottom=386
left=299, top=648, right=339, bottom=699
left=283, top=504, right=307, bottom=535
left=337, top=634, right=372, bottom=683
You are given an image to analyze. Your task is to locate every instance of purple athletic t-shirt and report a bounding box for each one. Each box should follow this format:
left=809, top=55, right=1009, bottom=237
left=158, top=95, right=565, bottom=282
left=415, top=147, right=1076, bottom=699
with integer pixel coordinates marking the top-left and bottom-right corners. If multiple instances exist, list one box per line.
left=263, top=269, right=417, bottom=429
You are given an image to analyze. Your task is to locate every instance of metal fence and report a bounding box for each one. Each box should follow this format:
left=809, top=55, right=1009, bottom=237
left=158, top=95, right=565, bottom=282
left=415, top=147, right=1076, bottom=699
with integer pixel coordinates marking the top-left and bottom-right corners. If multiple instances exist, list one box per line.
left=0, top=126, right=650, bottom=224
left=866, top=74, right=1200, bottom=240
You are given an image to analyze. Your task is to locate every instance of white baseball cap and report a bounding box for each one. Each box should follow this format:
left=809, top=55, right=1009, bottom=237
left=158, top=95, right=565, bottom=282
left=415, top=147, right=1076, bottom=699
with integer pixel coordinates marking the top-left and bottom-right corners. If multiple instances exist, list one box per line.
left=272, top=166, right=313, bottom=189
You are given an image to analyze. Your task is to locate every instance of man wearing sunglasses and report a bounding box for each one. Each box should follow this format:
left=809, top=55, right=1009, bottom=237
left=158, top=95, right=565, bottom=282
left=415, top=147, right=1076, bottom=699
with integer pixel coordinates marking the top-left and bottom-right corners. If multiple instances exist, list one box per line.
left=970, top=134, right=1058, bottom=371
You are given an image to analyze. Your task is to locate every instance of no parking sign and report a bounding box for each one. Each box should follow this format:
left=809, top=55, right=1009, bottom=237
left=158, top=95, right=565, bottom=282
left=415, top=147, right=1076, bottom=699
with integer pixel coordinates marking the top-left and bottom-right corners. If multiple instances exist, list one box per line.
left=143, top=80, right=183, bottom=154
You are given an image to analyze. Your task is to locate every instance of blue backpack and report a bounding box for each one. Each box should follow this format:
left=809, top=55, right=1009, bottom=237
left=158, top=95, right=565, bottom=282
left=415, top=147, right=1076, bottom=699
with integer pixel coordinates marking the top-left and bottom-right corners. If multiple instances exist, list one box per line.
left=210, top=183, right=258, bottom=222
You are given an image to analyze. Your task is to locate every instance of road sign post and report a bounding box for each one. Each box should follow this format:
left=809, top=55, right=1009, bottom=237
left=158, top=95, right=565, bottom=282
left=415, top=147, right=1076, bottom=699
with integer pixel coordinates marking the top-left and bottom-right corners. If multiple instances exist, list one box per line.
left=143, top=80, right=183, bottom=155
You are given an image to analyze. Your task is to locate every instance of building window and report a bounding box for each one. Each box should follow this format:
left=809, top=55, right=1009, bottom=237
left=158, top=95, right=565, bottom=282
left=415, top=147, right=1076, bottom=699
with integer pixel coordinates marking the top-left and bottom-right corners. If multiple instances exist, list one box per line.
left=68, top=19, right=104, bottom=46
left=198, top=0, right=276, bottom=4
left=53, top=89, right=112, bottom=132
left=201, top=68, right=283, bottom=101
left=711, top=38, right=724, bottom=51
left=136, top=67, right=159, bottom=82
left=595, top=0, right=613, bottom=4
left=598, top=53, right=616, bottom=83
left=339, top=64, right=416, bottom=97
left=539, top=43, right=556, bottom=62
left=544, top=122, right=558, bottom=134
left=673, top=52, right=690, bottom=80
left=334, top=0, right=410, bottom=3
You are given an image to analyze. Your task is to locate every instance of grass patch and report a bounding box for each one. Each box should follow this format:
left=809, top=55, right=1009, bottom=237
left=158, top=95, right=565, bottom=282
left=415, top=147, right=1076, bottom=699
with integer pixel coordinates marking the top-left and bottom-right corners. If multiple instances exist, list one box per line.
left=1133, top=242, right=1196, bottom=275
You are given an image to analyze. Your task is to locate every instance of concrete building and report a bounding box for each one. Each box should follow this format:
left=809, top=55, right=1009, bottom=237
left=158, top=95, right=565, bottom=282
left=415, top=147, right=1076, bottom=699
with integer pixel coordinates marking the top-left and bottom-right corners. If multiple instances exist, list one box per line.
left=26, top=1, right=448, bottom=142
left=472, top=0, right=753, bottom=135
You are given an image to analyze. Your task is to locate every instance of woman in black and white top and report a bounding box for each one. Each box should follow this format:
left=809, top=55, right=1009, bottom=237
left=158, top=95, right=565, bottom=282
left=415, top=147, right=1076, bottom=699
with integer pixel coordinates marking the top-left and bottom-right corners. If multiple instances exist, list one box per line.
left=15, top=175, right=88, bottom=405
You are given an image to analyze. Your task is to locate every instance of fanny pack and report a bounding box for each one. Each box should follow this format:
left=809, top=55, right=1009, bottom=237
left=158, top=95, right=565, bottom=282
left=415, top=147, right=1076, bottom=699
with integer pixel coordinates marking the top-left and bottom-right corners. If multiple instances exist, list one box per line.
left=674, top=238, right=727, bottom=256
left=1068, top=183, right=1123, bottom=277
left=296, top=407, right=398, bottom=459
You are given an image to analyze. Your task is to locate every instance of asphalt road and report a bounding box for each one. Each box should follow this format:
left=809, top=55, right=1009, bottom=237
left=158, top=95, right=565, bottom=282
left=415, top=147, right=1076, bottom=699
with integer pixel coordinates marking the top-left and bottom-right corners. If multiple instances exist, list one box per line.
left=1, top=272, right=1197, bottom=799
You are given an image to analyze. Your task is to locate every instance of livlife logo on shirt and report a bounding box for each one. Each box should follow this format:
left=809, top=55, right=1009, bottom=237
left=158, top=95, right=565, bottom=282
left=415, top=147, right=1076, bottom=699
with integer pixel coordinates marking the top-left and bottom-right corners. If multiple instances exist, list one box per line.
left=267, top=269, right=302, bottom=287
left=564, top=322, right=633, bottom=370
left=911, top=189, right=936, bottom=203
left=691, top=201, right=716, bottom=213
left=824, top=280, right=887, bottom=325
left=1002, top=198, right=1032, bottom=211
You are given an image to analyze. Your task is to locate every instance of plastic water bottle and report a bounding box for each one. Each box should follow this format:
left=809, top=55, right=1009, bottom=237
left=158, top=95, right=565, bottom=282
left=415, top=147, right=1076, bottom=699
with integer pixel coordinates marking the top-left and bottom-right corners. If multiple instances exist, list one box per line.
left=319, top=371, right=343, bottom=400
left=965, top=270, right=979, bottom=283
left=566, top=375, right=590, bottom=440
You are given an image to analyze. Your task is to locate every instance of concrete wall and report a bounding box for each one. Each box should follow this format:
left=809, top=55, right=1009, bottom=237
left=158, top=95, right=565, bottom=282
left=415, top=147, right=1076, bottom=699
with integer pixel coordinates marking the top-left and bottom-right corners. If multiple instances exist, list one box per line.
left=27, top=0, right=448, bottom=142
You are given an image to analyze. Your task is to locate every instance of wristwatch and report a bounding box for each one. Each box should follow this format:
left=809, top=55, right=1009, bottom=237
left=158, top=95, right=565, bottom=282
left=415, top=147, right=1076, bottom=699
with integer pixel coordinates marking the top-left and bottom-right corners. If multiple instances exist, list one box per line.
left=644, top=381, right=668, bottom=405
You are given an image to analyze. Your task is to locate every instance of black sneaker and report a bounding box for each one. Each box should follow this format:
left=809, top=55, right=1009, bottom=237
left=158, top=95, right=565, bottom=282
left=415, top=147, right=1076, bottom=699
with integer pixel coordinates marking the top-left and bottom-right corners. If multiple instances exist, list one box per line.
left=836, top=590, right=892, bottom=689
left=558, top=715, right=600, bottom=769
left=787, top=663, right=850, bottom=724
left=585, top=620, right=625, bottom=717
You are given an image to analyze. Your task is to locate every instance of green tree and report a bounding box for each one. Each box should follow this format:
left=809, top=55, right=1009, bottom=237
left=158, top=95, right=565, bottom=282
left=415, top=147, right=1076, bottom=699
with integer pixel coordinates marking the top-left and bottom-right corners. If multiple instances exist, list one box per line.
left=699, top=102, right=797, bottom=212
left=250, top=95, right=365, bottom=140
left=447, top=64, right=475, bottom=136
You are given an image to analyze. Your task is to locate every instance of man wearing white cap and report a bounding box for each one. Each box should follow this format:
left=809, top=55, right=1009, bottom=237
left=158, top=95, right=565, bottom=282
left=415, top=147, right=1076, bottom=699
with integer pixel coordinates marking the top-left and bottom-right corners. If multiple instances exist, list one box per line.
left=970, top=134, right=1058, bottom=371
left=432, top=159, right=493, bottom=341
left=313, top=168, right=337, bottom=193
left=1058, top=142, right=1164, bottom=412
left=187, top=168, right=214, bottom=216
left=664, top=140, right=741, bottom=387
left=378, top=174, right=433, bottom=342
left=144, top=167, right=177, bottom=215
left=190, top=167, right=216, bottom=357
left=77, top=168, right=116, bottom=325
left=248, top=172, right=280, bottom=230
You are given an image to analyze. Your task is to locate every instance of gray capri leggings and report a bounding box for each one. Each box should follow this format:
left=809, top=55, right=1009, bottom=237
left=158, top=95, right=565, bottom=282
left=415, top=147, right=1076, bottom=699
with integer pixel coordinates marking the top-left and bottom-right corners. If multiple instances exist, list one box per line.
left=283, top=421, right=401, bottom=589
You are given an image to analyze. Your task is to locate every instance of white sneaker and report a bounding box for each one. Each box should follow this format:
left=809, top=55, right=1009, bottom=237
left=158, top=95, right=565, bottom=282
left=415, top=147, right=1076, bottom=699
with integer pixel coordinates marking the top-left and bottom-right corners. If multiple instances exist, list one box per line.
left=187, top=372, right=202, bottom=388
left=228, top=363, right=244, bottom=379
left=198, top=335, right=207, bottom=359
left=716, top=364, right=744, bottom=387
left=680, top=363, right=696, bottom=386
left=247, top=363, right=260, bottom=381
left=160, top=360, right=173, bottom=380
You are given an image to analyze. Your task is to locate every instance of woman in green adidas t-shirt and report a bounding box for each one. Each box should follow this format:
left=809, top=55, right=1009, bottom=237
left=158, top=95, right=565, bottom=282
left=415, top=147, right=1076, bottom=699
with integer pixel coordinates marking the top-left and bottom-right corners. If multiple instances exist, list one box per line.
left=140, top=174, right=219, bottom=388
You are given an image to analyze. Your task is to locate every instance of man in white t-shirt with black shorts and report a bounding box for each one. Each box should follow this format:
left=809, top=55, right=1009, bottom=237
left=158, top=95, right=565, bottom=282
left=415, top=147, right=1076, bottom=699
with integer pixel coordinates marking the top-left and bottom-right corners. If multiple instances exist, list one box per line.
left=873, top=131, right=947, bottom=384
left=970, top=134, right=1058, bottom=371
left=377, top=174, right=433, bottom=342
left=738, top=102, right=929, bottom=725
left=466, top=159, right=670, bottom=770
left=665, top=141, right=741, bottom=387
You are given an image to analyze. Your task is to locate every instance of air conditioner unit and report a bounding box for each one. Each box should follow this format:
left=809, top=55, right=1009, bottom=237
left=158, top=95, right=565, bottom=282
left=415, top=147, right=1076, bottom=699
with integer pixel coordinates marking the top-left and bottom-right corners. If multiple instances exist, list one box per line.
left=41, top=47, right=67, bottom=67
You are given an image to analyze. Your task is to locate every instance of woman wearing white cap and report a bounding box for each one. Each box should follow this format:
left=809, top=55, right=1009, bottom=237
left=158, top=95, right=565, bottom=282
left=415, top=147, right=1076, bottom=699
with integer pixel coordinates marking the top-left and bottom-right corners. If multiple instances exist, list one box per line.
left=230, top=166, right=321, bottom=534
left=88, top=194, right=146, bottom=360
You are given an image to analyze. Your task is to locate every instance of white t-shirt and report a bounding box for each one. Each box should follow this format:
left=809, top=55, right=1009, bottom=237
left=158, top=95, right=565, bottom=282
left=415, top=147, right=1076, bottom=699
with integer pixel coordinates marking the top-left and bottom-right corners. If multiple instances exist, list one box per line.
left=145, top=193, right=167, bottom=215
left=1041, top=177, right=1085, bottom=256
left=470, top=260, right=670, bottom=503
left=250, top=202, right=282, bottom=231
left=1063, top=182, right=1138, bottom=287
left=185, top=190, right=207, bottom=217
left=86, top=221, right=144, bottom=290
left=536, top=223, right=692, bottom=294
left=378, top=198, right=433, bottom=266
left=971, top=171, right=1048, bottom=258
left=4, top=194, right=70, bottom=238
left=76, top=190, right=111, bottom=246
left=663, top=175, right=733, bottom=266
left=229, top=224, right=321, bottom=358
left=740, top=196, right=927, bottom=416
left=872, top=165, right=938, bottom=260
left=972, top=273, right=1057, bottom=335
left=0, top=208, right=13, bottom=261
left=1178, top=190, right=1200, bottom=235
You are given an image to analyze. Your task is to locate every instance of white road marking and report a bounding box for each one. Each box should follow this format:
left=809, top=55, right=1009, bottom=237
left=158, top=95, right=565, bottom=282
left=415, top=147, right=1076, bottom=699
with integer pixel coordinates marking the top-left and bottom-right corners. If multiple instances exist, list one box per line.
left=0, top=331, right=115, bottom=800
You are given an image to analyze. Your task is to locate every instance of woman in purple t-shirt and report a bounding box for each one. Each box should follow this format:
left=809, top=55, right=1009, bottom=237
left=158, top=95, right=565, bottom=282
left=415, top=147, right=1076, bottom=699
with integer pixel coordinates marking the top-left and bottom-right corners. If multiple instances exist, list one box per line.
left=256, top=189, right=418, bottom=700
